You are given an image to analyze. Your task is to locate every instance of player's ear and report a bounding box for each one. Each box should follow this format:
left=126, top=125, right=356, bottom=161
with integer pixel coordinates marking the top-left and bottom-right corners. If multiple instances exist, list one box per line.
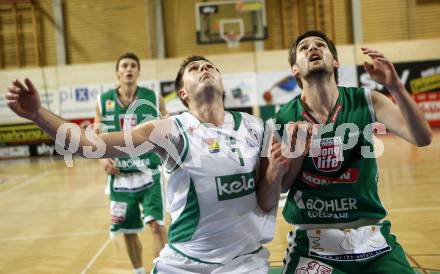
left=334, top=59, right=340, bottom=69
left=179, top=88, right=188, bottom=102
left=291, top=65, right=300, bottom=77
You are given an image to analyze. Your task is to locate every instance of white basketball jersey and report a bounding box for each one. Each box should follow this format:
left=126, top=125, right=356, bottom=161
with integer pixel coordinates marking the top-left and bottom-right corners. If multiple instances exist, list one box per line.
left=165, top=111, right=269, bottom=264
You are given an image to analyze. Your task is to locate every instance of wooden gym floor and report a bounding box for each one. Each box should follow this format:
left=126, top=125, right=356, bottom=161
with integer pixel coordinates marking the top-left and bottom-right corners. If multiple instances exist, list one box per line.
left=0, top=129, right=439, bottom=273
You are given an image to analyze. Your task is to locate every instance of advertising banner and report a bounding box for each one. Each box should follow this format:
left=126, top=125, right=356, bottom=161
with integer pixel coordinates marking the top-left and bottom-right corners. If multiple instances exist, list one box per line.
left=357, top=59, right=440, bottom=125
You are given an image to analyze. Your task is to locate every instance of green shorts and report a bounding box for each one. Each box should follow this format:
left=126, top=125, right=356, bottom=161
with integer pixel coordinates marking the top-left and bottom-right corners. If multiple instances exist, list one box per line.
left=282, top=221, right=414, bottom=274
left=109, top=170, right=165, bottom=234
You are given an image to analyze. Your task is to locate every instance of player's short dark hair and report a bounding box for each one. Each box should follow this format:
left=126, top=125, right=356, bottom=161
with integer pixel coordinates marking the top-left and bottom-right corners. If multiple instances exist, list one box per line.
left=116, top=52, right=140, bottom=71
left=175, top=55, right=220, bottom=108
left=288, top=30, right=338, bottom=88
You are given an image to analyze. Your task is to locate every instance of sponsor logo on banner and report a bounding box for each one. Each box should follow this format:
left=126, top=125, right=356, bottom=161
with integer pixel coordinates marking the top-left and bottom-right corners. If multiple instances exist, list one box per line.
left=410, top=73, right=440, bottom=94
left=0, top=124, right=51, bottom=144
left=311, top=137, right=343, bottom=172
left=413, top=91, right=440, bottom=126
left=358, top=59, right=440, bottom=94
left=215, top=171, right=256, bottom=200
left=36, top=143, right=55, bottom=156
left=0, top=146, right=30, bottom=159
left=59, top=85, right=101, bottom=119
left=75, top=87, right=90, bottom=101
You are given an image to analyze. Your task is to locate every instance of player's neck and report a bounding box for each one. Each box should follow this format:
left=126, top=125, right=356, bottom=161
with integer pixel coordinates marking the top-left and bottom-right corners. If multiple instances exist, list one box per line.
left=116, top=84, right=138, bottom=107
left=301, top=78, right=339, bottom=123
left=189, top=101, right=225, bottom=127
left=117, top=83, right=137, bottom=101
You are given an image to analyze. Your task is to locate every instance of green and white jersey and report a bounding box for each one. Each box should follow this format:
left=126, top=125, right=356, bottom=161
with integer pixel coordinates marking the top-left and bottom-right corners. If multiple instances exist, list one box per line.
left=274, top=86, right=387, bottom=226
left=98, top=86, right=161, bottom=173
left=165, top=111, right=267, bottom=264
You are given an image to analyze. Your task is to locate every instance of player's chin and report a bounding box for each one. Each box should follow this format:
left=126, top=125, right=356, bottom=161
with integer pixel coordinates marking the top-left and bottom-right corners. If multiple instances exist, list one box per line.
left=200, top=79, right=218, bottom=89
left=307, top=66, right=330, bottom=76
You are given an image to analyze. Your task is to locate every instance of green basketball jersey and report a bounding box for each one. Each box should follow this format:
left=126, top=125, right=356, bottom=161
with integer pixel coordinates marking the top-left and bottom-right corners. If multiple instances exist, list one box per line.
left=98, top=86, right=161, bottom=172
left=274, top=86, right=387, bottom=225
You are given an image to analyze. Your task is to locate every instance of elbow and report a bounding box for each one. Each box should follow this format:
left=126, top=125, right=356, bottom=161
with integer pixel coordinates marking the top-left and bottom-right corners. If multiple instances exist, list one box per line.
left=415, top=131, right=433, bottom=147
left=259, top=203, right=276, bottom=213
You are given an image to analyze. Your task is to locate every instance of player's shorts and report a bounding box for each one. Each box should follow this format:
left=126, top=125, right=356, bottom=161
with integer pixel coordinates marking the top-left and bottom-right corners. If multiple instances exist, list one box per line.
left=282, top=220, right=415, bottom=274
left=151, top=244, right=269, bottom=274
left=109, top=170, right=165, bottom=234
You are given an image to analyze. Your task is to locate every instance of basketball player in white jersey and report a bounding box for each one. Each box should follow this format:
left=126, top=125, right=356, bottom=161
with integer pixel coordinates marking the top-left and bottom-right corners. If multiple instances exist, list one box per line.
left=5, top=55, right=277, bottom=273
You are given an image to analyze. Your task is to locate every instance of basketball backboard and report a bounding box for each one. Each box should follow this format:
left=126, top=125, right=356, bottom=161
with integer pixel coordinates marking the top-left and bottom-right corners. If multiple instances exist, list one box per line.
left=195, top=0, right=267, bottom=46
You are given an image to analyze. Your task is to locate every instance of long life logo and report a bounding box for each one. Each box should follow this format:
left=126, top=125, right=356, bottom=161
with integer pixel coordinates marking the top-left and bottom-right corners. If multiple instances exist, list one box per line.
left=215, top=170, right=255, bottom=201
left=311, top=136, right=343, bottom=172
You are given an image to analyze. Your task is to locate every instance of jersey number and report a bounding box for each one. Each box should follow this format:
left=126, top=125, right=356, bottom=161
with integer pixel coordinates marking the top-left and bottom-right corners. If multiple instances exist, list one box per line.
left=232, top=147, right=244, bottom=166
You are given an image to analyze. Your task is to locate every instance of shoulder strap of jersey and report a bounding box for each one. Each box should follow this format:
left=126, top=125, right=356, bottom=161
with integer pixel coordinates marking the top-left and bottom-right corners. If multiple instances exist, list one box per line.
left=363, top=87, right=376, bottom=123
left=165, top=116, right=190, bottom=173
left=228, top=111, right=242, bottom=131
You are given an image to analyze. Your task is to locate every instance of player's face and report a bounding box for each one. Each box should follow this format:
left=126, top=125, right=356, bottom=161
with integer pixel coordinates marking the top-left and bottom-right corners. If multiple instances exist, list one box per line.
left=117, top=58, right=140, bottom=85
left=292, top=36, right=339, bottom=81
left=180, top=60, right=224, bottom=105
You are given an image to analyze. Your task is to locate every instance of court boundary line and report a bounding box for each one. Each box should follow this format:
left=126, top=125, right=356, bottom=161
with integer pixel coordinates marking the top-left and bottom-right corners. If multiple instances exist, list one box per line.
left=407, top=253, right=429, bottom=274
left=0, top=170, right=51, bottom=198
left=80, top=237, right=112, bottom=274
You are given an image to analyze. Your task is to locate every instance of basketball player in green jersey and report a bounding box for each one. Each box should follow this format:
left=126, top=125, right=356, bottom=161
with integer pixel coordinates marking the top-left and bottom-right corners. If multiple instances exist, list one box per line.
left=5, top=56, right=275, bottom=273
left=94, top=53, right=167, bottom=274
left=258, top=31, right=432, bottom=273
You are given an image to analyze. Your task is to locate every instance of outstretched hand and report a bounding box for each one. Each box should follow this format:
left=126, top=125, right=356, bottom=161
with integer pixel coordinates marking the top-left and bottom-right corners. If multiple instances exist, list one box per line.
left=362, top=48, right=402, bottom=92
left=5, top=78, right=42, bottom=120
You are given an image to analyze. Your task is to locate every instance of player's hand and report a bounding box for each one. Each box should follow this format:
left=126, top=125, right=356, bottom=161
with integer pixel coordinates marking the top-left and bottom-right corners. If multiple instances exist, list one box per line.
left=362, top=48, right=402, bottom=92
left=266, top=137, right=291, bottom=184
left=5, top=78, right=42, bottom=120
left=286, top=121, right=314, bottom=158
left=99, top=158, right=120, bottom=175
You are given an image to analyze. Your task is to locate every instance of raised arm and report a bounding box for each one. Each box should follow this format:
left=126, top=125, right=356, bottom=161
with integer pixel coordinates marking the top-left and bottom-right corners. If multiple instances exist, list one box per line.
left=257, top=122, right=312, bottom=212
left=5, top=78, right=174, bottom=159
left=362, top=48, right=432, bottom=146
left=258, top=142, right=289, bottom=212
